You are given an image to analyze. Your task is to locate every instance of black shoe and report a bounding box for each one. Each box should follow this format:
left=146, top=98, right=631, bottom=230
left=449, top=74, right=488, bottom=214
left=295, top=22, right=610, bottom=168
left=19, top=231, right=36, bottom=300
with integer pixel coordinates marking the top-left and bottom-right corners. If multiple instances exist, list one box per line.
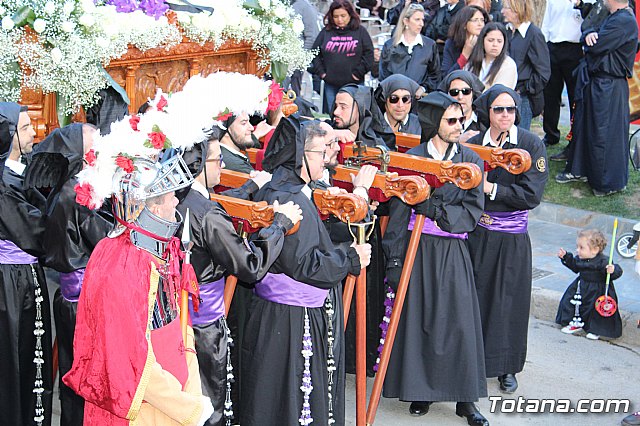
left=409, top=401, right=432, bottom=416
left=622, top=411, right=640, bottom=425
left=456, top=402, right=490, bottom=426
left=593, top=186, right=626, bottom=197
left=498, top=373, right=518, bottom=393
left=550, top=150, right=568, bottom=162
left=555, top=172, right=587, bottom=184
left=542, top=136, right=559, bottom=146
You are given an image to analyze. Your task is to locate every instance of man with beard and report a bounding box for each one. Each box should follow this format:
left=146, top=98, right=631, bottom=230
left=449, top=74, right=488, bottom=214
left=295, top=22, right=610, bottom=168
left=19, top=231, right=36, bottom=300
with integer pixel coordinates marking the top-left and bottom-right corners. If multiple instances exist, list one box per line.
left=0, top=103, right=53, bottom=426
left=466, top=85, right=548, bottom=395
left=241, top=117, right=371, bottom=426
left=439, top=70, right=486, bottom=143
left=373, top=75, right=422, bottom=149
left=332, top=84, right=388, bottom=148
left=219, top=112, right=273, bottom=174
left=381, top=92, right=488, bottom=425
left=23, top=123, right=112, bottom=426
left=177, top=133, right=302, bottom=426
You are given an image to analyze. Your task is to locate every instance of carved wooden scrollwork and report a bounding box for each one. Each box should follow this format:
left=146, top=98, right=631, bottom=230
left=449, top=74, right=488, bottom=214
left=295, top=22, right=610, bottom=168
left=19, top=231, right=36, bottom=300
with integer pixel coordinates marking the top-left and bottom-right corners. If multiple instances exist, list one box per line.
left=313, top=190, right=368, bottom=223
left=438, top=161, right=483, bottom=190
left=383, top=175, right=430, bottom=205
left=488, top=147, right=532, bottom=174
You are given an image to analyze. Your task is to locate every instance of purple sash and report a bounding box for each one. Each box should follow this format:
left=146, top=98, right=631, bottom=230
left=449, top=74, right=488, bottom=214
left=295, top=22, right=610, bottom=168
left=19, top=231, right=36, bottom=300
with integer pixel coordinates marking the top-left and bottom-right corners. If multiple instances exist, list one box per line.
left=189, top=277, right=226, bottom=326
left=60, top=269, right=85, bottom=302
left=255, top=273, right=328, bottom=308
left=477, top=210, right=528, bottom=234
left=407, top=212, right=468, bottom=240
left=0, top=239, right=38, bottom=264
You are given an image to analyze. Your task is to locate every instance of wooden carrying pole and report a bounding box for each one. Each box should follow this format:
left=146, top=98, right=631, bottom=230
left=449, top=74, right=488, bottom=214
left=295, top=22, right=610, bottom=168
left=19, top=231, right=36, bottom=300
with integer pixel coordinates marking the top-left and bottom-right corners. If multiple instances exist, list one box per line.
left=366, top=214, right=426, bottom=425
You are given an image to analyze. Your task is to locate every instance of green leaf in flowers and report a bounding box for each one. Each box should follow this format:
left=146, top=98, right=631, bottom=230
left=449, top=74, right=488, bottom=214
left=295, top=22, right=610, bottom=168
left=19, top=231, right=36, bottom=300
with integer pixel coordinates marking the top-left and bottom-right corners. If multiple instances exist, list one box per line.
left=270, top=60, right=288, bottom=84
left=243, top=0, right=265, bottom=15
left=12, top=6, right=36, bottom=27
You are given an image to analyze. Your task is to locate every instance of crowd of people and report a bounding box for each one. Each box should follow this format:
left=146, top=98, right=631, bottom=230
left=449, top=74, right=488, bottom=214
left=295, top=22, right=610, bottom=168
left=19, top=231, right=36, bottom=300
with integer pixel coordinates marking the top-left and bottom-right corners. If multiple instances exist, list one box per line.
left=0, top=0, right=638, bottom=425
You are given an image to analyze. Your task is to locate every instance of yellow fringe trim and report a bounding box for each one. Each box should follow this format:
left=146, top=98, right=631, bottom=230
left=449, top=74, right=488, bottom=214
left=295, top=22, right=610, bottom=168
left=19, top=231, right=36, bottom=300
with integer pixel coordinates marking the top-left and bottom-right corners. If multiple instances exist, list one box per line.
left=126, top=263, right=160, bottom=421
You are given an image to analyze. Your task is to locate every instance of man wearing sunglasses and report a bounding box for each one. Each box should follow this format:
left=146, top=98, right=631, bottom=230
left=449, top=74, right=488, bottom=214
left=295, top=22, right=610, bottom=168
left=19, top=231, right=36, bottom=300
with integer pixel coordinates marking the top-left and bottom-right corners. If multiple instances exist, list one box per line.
left=382, top=92, right=489, bottom=425
left=466, top=85, right=547, bottom=396
left=439, top=70, right=486, bottom=143
left=374, top=75, right=422, bottom=149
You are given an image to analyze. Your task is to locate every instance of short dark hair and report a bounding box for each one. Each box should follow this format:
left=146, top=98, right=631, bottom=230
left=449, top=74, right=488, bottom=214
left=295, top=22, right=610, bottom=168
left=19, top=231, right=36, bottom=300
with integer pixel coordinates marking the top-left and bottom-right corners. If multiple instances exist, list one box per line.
left=303, top=122, right=328, bottom=149
left=325, top=0, right=360, bottom=31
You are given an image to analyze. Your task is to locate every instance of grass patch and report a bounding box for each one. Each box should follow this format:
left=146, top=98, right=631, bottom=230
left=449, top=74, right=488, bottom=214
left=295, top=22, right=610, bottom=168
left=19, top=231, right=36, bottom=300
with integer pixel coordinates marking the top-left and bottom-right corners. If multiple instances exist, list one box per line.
left=530, top=120, right=640, bottom=220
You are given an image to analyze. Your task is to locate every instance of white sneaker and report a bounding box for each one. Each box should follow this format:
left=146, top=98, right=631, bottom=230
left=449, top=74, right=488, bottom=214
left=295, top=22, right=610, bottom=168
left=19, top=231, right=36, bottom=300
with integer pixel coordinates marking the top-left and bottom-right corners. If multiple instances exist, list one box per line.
left=586, top=333, right=600, bottom=340
left=561, top=325, right=582, bottom=334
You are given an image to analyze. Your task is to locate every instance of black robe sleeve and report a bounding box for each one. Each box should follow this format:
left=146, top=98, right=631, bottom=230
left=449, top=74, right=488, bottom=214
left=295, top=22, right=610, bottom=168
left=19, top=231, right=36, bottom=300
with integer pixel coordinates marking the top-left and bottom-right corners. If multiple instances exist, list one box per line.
left=381, top=196, right=412, bottom=269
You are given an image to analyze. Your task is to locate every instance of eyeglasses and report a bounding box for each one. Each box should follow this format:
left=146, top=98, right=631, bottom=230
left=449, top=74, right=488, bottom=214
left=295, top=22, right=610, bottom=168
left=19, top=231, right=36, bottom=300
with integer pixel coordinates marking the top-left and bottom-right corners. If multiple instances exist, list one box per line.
left=325, top=138, right=340, bottom=149
left=305, top=150, right=327, bottom=158
left=388, top=95, right=411, bottom=104
left=468, top=18, right=485, bottom=23
left=448, top=88, right=473, bottom=97
left=491, top=106, right=517, bottom=114
left=206, top=154, right=224, bottom=166
left=442, top=116, right=466, bottom=126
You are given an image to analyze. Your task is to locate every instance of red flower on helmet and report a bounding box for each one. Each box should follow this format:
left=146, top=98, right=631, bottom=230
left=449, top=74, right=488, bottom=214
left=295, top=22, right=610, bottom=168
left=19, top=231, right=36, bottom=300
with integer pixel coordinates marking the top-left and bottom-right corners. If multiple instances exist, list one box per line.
left=74, top=182, right=97, bottom=209
left=157, top=95, right=168, bottom=112
left=266, top=80, right=284, bottom=113
left=115, top=155, right=135, bottom=173
left=84, top=149, right=96, bottom=166
left=148, top=131, right=167, bottom=149
left=129, top=115, right=140, bottom=131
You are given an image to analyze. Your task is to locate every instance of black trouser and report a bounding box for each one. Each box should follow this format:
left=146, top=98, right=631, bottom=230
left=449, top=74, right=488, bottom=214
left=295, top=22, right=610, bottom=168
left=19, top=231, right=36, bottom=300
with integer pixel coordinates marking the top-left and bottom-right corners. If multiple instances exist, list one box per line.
left=542, top=41, right=583, bottom=144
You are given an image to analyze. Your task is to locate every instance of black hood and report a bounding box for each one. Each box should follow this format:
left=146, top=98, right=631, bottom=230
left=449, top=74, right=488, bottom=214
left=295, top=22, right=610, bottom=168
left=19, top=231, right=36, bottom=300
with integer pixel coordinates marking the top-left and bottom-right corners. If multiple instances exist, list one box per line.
left=0, top=102, right=21, bottom=175
left=438, top=70, right=485, bottom=101
left=335, top=84, right=387, bottom=148
left=24, top=123, right=85, bottom=192
left=374, top=74, right=420, bottom=111
left=262, top=115, right=309, bottom=176
left=473, top=84, right=521, bottom=129
left=416, top=91, right=462, bottom=142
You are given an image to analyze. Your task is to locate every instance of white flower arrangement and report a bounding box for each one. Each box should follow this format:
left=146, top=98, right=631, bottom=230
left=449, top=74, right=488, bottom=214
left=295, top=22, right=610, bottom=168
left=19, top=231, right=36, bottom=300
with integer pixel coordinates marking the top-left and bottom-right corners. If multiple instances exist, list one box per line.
left=0, top=0, right=309, bottom=114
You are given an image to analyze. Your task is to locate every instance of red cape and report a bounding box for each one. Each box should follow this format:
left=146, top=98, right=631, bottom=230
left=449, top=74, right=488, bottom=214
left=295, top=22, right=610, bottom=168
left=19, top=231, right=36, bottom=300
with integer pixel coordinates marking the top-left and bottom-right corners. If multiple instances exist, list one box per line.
left=63, top=232, right=159, bottom=423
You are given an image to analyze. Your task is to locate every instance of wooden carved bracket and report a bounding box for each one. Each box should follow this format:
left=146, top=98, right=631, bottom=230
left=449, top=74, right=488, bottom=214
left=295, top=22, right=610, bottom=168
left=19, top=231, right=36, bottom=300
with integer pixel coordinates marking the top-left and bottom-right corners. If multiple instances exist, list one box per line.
left=331, top=166, right=430, bottom=205
left=217, top=169, right=368, bottom=224
left=461, top=143, right=532, bottom=174
left=340, top=144, right=482, bottom=190
left=313, top=190, right=368, bottom=223
left=209, top=193, right=300, bottom=235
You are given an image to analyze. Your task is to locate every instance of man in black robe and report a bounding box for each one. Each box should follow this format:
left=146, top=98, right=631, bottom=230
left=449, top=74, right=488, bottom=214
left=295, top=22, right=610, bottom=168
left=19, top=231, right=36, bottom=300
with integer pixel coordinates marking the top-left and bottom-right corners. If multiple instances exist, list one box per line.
left=373, top=74, right=423, bottom=149
left=23, top=123, right=113, bottom=426
left=556, top=0, right=637, bottom=196
left=382, top=92, right=488, bottom=425
left=240, top=117, right=371, bottom=426
left=177, top=135, right=302, bottom=426
left=332, top=84, right=389, bottom=148
left=467, top=85, right=548, bottom=394
left=0, top=103, right=53, bottom=426
left=439, top=70, right=486, bottom=143
left=219, top=112, right=273, bottom=174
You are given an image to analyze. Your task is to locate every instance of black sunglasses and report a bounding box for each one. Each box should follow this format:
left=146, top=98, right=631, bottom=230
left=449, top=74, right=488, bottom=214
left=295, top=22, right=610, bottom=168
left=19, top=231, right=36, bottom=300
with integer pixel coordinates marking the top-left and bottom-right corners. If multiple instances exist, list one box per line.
left=389, top=95, right=411, bottom=104
left=491, top=106, right=517, bottom=114
left=449, top=88, right=472, bottom=97
left=442, top=116, right=466, bottom=126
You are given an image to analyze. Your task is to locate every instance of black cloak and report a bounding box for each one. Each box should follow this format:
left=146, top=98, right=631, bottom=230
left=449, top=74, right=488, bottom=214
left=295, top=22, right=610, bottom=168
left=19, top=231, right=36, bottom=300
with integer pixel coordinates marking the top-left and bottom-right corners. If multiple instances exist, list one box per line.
left=416, top=91, right=462, bottom=142
left=334, top=84, right=388, bottom=148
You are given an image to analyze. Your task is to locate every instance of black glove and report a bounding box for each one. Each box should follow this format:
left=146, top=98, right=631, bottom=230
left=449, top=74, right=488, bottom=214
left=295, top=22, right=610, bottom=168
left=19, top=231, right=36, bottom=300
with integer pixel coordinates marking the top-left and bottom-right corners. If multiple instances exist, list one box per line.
left=385, top=260, right=403, bottom=291
left=413, top=198, right=436, bottom=219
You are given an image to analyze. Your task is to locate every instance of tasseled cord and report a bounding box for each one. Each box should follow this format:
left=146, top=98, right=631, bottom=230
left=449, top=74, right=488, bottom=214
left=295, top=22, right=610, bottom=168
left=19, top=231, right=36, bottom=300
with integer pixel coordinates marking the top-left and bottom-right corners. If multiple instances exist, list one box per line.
left=325, top=297, right=336, bottom=425
left=299, top=308, right=314, bottom=425
left=374, top=282, right=396, bottom=373
left=569, top=279, right=584, bottom=328
left=222, top=317, right=235, bottom=426
left=31, top=265, right=45, bottom=425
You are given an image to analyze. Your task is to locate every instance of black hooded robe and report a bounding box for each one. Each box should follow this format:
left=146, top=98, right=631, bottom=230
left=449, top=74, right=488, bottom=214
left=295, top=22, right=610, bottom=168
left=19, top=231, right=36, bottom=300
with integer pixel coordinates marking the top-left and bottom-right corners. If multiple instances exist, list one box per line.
left=565, top=8, right=637, bottom=193
left=177, top=179, right=292, bottom=426
left=334, top=84, right=389, bottom=149
left=466, top=127, right=548, bottom=378
left=381, top=143, right=487, bottom=402
left=0, top=167, right=53, bottom=426
left=25, top=123, right=114, bottom=426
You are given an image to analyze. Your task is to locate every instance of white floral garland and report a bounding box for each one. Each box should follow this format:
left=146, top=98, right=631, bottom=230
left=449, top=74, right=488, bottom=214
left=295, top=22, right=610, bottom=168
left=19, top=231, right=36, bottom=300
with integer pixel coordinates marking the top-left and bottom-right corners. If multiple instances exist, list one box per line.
left=0, top=0, right=312, bottom=114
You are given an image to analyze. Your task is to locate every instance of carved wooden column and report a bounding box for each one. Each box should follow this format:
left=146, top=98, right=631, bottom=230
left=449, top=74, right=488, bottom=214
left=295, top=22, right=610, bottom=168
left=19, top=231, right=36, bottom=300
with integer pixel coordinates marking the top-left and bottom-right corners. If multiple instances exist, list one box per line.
left=189, top=58, right=202, bottom=78
left=125, top=65, right=140, bottom=114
